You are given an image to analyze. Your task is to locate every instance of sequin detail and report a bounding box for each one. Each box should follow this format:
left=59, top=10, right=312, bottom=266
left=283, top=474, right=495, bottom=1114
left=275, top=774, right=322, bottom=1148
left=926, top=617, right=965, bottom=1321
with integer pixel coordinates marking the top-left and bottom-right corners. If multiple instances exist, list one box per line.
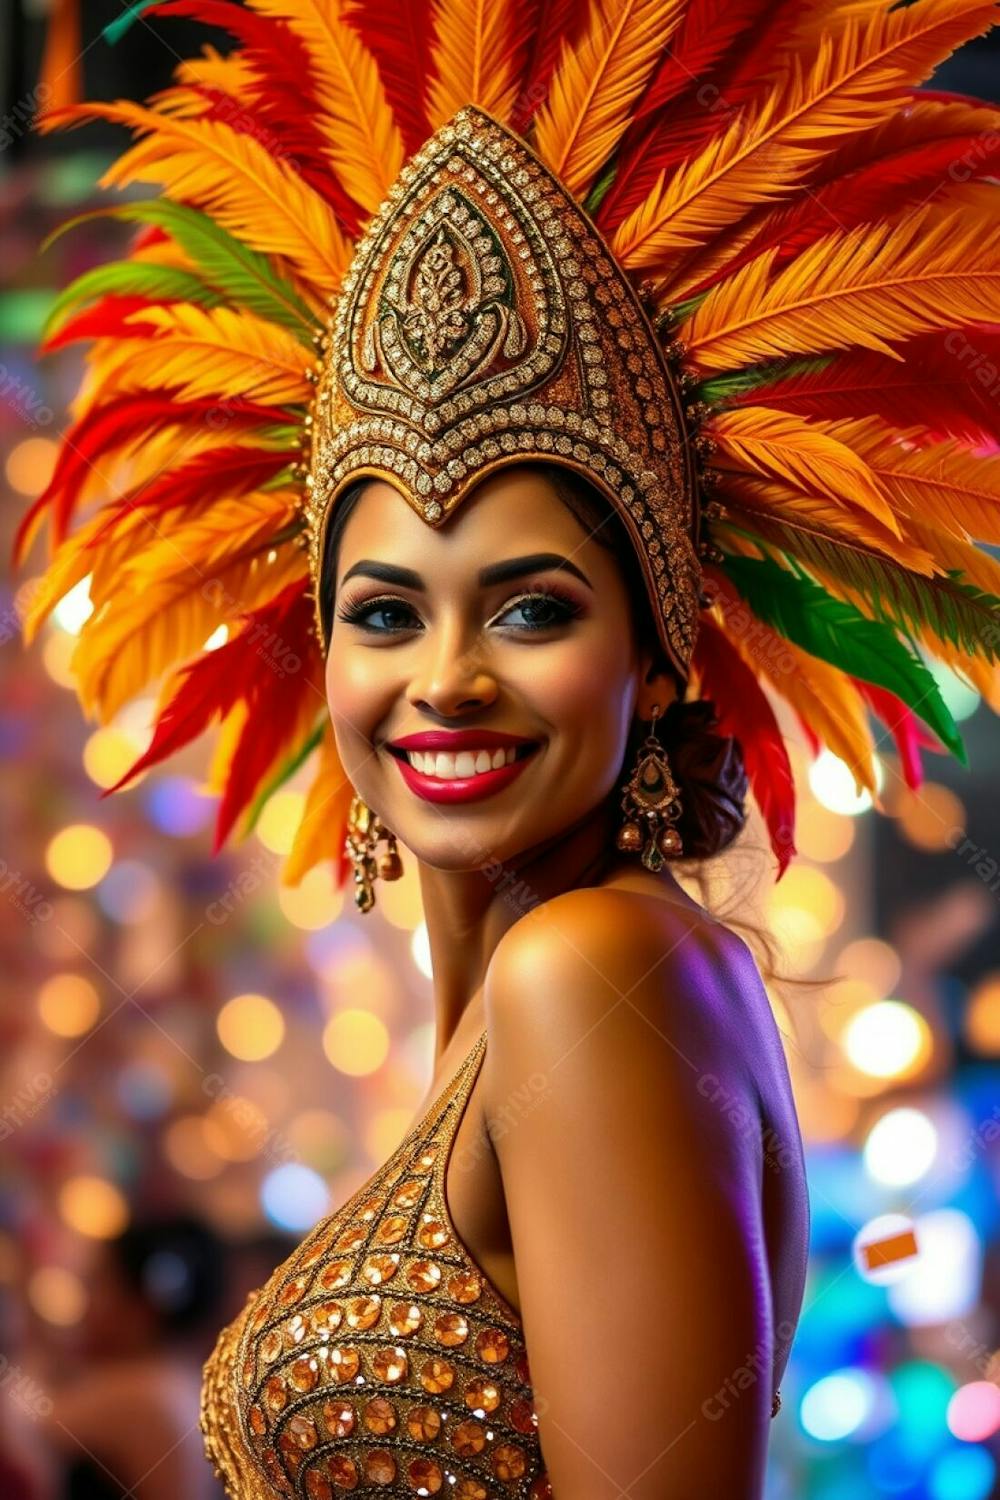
left=200, top=1031, right=548, bottom=1498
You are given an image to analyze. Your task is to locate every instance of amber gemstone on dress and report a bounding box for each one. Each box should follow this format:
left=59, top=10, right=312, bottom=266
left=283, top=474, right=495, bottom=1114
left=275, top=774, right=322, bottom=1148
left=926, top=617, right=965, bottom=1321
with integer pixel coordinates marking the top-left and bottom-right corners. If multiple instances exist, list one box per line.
left=418, top=1217, right=450, bottom=1250
left=322, top=1399, right=355, bottom=1438
left=309, top=1301, right=343, bottom=1334
left=392, top=1178, right=423, bottom=1209
left=362, top=1253, right=400, bottom=1286
left=279, top=1276, right=308, bottom=1306
left=446, top=1269, right=482, bottom=1303
left=320, top=1259, right=353, bottom=1290
left=463, top=1376, right=500, bottom=1413
left=263, top=1447, right=293, bottom=1493
left=328, top=1346, right=361, bottom=1382
left=509, top=1396, right=538, bottom=1433
left=299, top=1234, right=332, bottom=1269
left=492, top=1443, right=527, bottom=1479
left=346, top=1294, right=382, bottom=1330
left=336, top=1223, right=367, bottom=1251
left=261, top=1329, right=283, bottom=1362
left=475, top=1327, right=510, bottom=1363
left=249, top=1404, right=267, bottom=1435
left=407, top=1259, right=442, bottom=1293
left=389, top=1300, right=423, bottom=1336
left=250, top=1299, right=269, bottom=1333
left=419, top=1354, right=455, bottom=1394
left=359, top=1195, right=381, bottom=1221
left=265, top=1375, right=288, bottom=1411
left=280, top=1414, right=319, bottom=1451
left=433, top=1311, right=469, bottom=1347
left=454, top=1481, right=487, bottom=1500
left=378, top=1215, right=409, bottom=1244
left=406, top=1457, right=443, bottom=1493
left=411, top=1145, right=437, bottom=1172
left=450, top=1418, right=486, bottom=1456
left=364, top=1449, right=397, bottom=1485
left=528, top=1477, right=553, bottom=1499
left=406, top=1403, right=442, bottom=1440
left=371, top=1345, right=408, bottom=1382
left=305, top=1469, right=332, bottom=1500
left=326, top=1454, right=360, bottom=1490
left=363, top=1396, right=398, bottom=1435
left=284, top=1313, right=307, bottom=1346
left=290, top=1356, right=320, bottom=1392
left=242, top=1353, right=255, bottom=1388
left=514, top=1351, right=532, bottom=1385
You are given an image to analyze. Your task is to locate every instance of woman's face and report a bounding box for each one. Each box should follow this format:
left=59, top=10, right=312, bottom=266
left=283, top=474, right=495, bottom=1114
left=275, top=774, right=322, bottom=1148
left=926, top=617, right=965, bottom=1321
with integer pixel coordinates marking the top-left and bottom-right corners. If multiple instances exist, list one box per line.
left=324, top=466, right=658, bottom=872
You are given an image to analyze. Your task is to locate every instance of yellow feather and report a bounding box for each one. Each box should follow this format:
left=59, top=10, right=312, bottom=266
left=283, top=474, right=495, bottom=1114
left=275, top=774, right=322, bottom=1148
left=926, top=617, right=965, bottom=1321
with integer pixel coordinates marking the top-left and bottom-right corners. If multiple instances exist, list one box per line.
left=814, top=415, right=1000, bottom=545
left=718, top=473, right=937, bottom=575
left=533, top=0, right=684, bottom=200
left=72, top=547, right=306, bottom=725
left=248, top=0, right=404, bottom=213
left=713, top=405, right=901, bottom=535
left=128, top=489, right=300, bottom=584
left=686, top=200, right=1000, bottom=374
left=426, top=0, right=521, bottom=129
left=902, top=517, right=1000, bottom=599
left=281, top=720, right=355, bottom=886
left=104, top=303, right=313, bottom=407
left=205, top=700, right=251, bottom=797
left=42, top=101, right=350, bottom=297
left=616, top=0, right=1000, bottom=282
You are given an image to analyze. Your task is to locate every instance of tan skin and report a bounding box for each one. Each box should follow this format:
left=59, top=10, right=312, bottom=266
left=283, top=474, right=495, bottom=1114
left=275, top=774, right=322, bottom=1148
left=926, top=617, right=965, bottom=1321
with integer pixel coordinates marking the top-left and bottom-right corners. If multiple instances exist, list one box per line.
left=325, top=465, right=809, bottom=1498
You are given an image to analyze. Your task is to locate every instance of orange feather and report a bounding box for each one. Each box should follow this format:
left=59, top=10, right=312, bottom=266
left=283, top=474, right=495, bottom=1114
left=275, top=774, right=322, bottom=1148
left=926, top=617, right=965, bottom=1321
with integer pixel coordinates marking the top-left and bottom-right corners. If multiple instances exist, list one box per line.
left=534, top=0, right=684, bottom=200
left=426, top=0, right=522, bottom=127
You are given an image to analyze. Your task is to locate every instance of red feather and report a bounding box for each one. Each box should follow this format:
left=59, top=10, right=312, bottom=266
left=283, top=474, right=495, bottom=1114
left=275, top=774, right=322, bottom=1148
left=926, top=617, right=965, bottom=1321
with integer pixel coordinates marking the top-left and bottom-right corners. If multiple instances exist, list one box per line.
left=742, top=329, right=1000, bottom=448
left=146, top=0, right=365, bottom=229
left=12, top=393, right=287, bottom=566
left=632, top=0, right=770, bottom=124
left=40, top=295, right=160, bottom=354
left=85, top=445, right=291, bottom=547
left=852, top=679, right=944, bottom=790
left=693, top=617, right=797, bottom=876
left=343, top=0, right=433, bottom=158
left=508, top=0, right=588, bottom=135
left=100, top=577, right=324, bottom=852
left=676, top=132, right=1000, bottom=305
left=597, top=0, right=781, bottom=231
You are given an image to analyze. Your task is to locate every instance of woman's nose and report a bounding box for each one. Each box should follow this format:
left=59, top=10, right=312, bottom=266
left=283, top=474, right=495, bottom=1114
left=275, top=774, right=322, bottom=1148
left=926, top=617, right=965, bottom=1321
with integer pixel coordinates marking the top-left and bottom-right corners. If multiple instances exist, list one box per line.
left=404, top=628, right=499, bottom=716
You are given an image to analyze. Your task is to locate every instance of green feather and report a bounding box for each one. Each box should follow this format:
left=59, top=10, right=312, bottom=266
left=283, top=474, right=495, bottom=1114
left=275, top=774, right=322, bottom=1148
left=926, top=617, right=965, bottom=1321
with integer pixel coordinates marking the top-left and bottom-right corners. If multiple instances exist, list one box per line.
left=725, top=521, right=1000, bottom=664
left=241, top=720, right=326, bottom=837
left=583, top=162, right=618, bottom=216
left=103, top=2, right=168, bottom=46
left=42, top=262, right=224, bottom=340
left=43, top=202, right=317, bottom=342
left=721, top=552, right=967, bottom=762
left=696, top=357, right=831, bottom=405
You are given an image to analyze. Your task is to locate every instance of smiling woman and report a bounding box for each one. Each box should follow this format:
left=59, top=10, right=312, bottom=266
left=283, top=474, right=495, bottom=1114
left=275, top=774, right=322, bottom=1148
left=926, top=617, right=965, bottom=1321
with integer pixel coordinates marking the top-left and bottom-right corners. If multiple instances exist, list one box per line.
left=17, top=0, right=1000, bottom=1494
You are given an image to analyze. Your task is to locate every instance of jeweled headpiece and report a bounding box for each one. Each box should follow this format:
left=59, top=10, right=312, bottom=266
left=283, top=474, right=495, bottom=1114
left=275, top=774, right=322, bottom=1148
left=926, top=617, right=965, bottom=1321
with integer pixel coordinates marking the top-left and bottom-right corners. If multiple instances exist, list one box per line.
left=305, top=106, right=700, bottom=678
left=14, top=0, right=1000, bottom=886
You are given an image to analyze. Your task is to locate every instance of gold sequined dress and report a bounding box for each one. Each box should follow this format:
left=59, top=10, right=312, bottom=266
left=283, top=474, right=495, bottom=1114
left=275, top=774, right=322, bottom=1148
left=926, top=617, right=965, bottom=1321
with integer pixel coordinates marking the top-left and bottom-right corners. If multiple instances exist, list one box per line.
left=199, top=1030, right=552, bottom=1499
left=200, top=1027, right=783, bottom=1498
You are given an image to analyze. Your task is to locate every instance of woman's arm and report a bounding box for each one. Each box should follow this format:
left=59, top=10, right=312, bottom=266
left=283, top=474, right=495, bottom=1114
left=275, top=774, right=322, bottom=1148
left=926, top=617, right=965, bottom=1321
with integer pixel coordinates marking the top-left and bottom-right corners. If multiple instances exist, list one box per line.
left=483, top=889, right=774, bottom=1499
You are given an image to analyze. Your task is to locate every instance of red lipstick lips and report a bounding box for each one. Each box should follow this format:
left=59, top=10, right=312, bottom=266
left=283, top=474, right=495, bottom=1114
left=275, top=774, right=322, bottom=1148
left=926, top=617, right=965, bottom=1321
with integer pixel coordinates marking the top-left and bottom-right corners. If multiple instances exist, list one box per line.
left=386, top=730, right=540, bottom=804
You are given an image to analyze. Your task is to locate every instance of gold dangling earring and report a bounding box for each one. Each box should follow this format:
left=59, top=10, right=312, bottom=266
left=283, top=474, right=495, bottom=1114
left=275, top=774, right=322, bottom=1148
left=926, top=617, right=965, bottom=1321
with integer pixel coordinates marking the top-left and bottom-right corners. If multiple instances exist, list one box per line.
left=615, top=703, right=684, bottom=869
left=345, top=793, right=404, bottom=914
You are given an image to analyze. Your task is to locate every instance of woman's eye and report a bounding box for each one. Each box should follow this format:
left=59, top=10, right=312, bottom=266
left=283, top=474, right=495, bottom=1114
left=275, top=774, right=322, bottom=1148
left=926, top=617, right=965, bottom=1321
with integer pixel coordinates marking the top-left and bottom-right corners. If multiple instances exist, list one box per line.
left=496, top=590, right=582, bottom=631
left=335, top=596, right=420, bottom=632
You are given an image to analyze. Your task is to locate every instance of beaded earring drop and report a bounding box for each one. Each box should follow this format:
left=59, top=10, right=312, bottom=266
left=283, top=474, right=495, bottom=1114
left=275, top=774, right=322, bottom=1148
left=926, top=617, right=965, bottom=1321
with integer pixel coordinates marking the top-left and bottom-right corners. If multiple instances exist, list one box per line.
left=615, top=704, right=684, bottom=869
left=345, top=793, right=403, bottom=913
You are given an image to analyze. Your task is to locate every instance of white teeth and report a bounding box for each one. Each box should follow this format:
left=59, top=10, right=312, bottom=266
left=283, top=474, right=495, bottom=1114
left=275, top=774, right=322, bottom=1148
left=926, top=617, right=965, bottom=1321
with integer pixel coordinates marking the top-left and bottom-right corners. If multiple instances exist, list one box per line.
left=404, top=745, right=521, bottom=778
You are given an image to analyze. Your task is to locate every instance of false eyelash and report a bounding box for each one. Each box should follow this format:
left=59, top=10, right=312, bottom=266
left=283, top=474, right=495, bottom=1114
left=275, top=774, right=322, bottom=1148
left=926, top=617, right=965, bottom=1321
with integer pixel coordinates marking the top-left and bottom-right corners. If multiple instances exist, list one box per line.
left=335, top=583, right=585, bottom=632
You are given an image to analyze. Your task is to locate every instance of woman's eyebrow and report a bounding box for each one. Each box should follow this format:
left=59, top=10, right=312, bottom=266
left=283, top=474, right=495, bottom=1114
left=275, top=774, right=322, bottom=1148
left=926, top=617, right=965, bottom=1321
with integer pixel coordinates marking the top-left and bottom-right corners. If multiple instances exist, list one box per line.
left=339, top=552, right=593, bottom=591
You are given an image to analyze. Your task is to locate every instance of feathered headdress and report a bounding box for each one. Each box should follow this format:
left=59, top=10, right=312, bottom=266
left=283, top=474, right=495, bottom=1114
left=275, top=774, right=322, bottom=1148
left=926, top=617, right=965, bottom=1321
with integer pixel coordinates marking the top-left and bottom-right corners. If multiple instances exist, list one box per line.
left=15, top=0, right=1000, bottom=887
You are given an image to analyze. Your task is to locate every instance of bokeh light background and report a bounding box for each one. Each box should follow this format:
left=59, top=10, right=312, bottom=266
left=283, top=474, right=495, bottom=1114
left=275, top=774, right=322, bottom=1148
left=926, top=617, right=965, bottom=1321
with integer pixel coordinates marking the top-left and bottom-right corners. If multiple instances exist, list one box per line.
left=3, top=6, right=1000, bottom=1499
